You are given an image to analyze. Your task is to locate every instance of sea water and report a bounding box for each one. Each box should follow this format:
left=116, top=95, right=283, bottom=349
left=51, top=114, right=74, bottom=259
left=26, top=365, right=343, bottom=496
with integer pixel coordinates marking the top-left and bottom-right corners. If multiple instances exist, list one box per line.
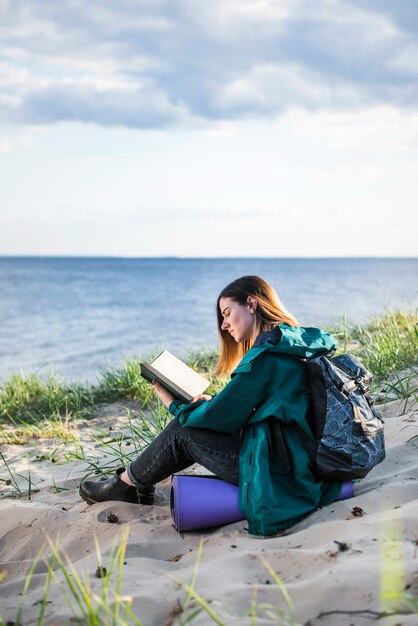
left=0, top=257, right=417, bottom=383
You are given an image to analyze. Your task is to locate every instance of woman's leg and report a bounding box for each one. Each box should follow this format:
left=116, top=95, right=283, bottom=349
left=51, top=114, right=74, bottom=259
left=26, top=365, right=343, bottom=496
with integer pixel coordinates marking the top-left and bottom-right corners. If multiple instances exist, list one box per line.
left=80, top=419, right=242, bottom=504
left=127, top=418, right=242, bottom=487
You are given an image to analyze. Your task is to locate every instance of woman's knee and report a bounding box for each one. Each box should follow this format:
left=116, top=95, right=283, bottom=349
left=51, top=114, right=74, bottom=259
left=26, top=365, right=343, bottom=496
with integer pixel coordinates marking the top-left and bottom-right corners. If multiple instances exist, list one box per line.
left=164, top=418, right=183, bottom=435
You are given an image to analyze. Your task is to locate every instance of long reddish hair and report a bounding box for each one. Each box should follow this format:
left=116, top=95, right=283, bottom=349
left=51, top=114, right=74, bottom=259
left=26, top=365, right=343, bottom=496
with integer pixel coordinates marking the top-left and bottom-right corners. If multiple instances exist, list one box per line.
left=215, top=276, right=298, bottom=375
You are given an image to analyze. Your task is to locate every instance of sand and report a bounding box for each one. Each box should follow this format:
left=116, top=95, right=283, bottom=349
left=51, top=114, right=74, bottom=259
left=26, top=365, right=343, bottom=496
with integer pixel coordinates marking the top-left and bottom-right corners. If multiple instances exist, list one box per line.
left=0, top=394, right=417, bottom=626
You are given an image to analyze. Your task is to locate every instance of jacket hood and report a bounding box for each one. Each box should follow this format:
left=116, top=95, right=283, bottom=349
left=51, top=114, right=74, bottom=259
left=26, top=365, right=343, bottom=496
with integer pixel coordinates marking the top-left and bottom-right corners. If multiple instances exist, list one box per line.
left=243, top=323, right=337, bottom=364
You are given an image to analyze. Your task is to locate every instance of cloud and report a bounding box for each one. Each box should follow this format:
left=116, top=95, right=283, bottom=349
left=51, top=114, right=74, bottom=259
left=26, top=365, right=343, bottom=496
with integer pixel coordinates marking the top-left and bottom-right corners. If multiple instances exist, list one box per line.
left=19, top=83, right=189, bottom=128
left=278, top=106, right=418, bottom=152
left=178, top=0, right=293, bottom=39
left=0, top=0, right=417, bottom=129
left=347, top=0, right=418, bottom=36
left=0, top=138, right=11, bottom=153
left=215, top=63, right=369, bottom=116
left=389, top=43, right=418, bottom=77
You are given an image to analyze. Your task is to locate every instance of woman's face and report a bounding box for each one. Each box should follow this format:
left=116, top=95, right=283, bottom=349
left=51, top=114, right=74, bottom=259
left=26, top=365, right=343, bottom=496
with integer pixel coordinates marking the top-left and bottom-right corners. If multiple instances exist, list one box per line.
left=219, top=296, right=258, bottom=343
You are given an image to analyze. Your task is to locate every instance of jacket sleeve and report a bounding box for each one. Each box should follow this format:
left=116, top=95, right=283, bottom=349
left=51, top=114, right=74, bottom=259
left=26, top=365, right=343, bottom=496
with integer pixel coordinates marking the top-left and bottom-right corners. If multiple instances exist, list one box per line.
left=168, top=359, right=268, bottom=433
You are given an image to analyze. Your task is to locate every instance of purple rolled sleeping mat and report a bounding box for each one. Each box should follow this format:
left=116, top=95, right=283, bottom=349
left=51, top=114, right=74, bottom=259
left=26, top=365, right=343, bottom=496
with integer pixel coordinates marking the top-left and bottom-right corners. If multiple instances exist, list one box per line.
left=170, top=474, right=355, bottom=532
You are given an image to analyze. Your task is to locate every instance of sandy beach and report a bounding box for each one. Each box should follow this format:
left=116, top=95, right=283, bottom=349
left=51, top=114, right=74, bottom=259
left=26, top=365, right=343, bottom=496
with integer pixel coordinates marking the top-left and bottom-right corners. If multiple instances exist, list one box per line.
left=1, top=388, right=417, bottom=626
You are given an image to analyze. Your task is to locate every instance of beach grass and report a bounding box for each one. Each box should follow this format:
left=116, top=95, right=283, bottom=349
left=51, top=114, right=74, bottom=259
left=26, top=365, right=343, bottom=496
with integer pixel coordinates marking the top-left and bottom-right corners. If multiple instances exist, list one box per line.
left=4, top=530, right=144, bottom=626
left=348, top=311, right=418, bottom=380
left=62, top=405, right=172, bottom=480
left=0, top=372, right=97, bottom=424
left=0, top=310, right=416, bottom=426
left=0, top=413, right=77, bottom=445
left=94, top=360, right=154, bottom=405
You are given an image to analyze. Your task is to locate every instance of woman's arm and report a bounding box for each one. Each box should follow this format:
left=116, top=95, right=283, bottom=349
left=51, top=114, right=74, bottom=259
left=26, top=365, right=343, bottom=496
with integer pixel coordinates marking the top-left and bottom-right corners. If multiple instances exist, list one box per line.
left=168, top=361, right=268, bottom=433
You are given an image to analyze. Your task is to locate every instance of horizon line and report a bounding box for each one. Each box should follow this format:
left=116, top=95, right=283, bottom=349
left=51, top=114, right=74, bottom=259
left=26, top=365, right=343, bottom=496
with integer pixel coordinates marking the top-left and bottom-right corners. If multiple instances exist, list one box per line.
left=0, top=255, right=417, bottom=261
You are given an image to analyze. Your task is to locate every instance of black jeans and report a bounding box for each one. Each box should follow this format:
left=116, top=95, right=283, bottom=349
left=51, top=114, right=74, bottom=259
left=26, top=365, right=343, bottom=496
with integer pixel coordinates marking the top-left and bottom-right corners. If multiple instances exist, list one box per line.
left=126, top=418, right=242, bottom=488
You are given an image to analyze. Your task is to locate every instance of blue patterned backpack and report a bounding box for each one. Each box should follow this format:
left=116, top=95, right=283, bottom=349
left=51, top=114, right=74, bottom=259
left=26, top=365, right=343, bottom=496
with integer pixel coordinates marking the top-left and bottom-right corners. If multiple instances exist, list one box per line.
left=296, top=353, right=386, bottom=481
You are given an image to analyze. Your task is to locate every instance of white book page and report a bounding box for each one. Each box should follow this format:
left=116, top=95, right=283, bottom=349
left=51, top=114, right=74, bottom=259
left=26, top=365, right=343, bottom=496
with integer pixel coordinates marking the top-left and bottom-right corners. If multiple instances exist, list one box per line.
left=151, top=350, right=210, bottom=397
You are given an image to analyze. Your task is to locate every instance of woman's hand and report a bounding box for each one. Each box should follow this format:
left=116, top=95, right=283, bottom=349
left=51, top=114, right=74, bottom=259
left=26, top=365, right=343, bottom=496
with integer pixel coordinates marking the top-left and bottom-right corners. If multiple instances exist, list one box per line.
left=151, top=380, right=175, bottom=408
left=191, top=394, right=212, bottom=403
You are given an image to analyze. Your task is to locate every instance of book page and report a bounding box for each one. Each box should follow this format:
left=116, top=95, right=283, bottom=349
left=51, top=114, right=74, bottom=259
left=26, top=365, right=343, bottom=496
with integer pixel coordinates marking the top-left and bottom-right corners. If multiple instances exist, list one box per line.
left=151, top=350, right=210, bottom=397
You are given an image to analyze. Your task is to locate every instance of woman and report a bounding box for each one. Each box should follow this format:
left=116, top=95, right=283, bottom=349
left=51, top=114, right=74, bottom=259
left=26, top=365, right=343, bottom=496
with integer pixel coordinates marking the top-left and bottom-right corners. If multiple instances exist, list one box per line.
left=80, top=276, right=342, bottom=536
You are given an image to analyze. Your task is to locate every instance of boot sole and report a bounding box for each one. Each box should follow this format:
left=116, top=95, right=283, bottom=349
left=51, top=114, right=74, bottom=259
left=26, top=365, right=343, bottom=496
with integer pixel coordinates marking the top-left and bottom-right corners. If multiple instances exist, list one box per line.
left=79, top=488, right=98, bottom=505
left=138, top=495, right=155, bottom=505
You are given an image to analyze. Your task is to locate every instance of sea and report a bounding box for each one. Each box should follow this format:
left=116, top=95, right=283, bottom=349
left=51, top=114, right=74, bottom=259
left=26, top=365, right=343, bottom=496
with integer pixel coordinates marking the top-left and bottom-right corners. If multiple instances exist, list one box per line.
left=0, top=257, right=417, bottom=384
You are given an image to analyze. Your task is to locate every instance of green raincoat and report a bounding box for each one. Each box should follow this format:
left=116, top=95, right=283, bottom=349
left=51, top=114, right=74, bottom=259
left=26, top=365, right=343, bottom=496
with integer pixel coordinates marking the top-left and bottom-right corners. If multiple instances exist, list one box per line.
left=168, top=324, right=343, bottom=536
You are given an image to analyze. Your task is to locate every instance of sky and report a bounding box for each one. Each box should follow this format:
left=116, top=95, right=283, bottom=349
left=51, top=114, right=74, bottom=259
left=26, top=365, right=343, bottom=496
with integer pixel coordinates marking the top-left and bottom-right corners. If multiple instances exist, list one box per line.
left=0, top=0, right=417, bottom=257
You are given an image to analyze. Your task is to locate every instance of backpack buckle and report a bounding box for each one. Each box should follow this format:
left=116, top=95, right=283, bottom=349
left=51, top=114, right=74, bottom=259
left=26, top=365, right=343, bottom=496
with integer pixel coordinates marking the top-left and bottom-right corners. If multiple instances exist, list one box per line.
left=342, top=380, right=357, bottom=394
left=356, top=379, right=369, bottom=394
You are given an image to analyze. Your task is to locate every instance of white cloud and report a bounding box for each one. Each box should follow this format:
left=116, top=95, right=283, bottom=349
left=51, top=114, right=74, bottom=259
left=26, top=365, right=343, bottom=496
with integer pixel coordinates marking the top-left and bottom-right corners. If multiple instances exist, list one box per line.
left=308, top=0, right=400, bottom=48
left=0, top=0, right=416, bottom=129
left=0, top=138, right=11, bottom=152
left=216, top=63, right=367, bottom=114
left=179, top=0, right=293, bottom=38
left=279, top=105, right=418, bottom=152
left=61, top=75, right=142, bottom=93
left=82, top=4, right=173, bottom=33
left=0, top=62, right=34, bottom=88
left=389, top=42, right=418, bottom=77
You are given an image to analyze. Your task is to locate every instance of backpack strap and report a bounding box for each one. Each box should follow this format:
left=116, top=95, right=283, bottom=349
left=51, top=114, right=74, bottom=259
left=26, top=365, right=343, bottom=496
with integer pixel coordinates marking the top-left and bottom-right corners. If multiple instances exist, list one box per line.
left=287, top=422, right=318, bottom=456
left=268, top=418, right=293, bottom=474
left=330, top=357, right=372, bottom=393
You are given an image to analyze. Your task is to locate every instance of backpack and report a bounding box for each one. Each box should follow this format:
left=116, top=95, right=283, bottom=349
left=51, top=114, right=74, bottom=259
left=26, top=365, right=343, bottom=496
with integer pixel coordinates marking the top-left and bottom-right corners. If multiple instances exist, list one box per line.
left=295, top=353, right=385, bottom=481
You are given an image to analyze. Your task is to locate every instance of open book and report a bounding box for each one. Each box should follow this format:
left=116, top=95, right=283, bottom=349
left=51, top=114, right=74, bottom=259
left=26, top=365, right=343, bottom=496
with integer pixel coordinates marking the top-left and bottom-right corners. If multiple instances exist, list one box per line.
left=140, top=350, right=211, bottom=403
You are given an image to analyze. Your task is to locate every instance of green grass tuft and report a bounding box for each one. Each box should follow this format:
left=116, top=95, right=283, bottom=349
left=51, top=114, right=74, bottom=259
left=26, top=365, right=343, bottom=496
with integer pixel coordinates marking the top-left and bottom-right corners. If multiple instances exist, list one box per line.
left=0, top=372, right=96, bottom=423
left=2, top=531, right=144, bottom=626
left=326, top=310, right=417, bottom=381
left=94, top=360, right=153, bottom=405
left=350, top=311, right=418, bottom=381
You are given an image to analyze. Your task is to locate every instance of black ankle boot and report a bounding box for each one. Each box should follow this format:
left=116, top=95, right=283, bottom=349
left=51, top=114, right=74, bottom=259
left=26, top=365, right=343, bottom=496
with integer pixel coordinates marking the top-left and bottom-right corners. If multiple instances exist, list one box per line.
left=80, top=467, right=140, bottom=505
left=137, top=485, right=155, bottom=505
